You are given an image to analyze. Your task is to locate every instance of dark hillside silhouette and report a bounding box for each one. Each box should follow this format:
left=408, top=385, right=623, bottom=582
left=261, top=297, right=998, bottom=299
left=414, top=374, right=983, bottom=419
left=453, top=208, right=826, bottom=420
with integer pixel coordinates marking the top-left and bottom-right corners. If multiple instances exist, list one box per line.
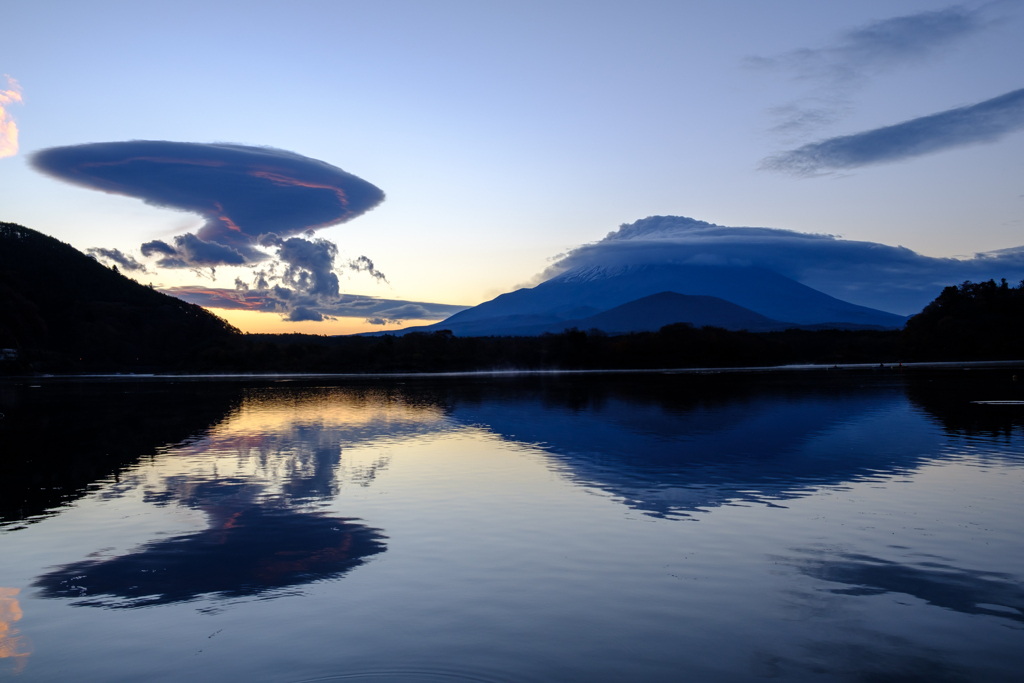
left=0, top=222, right=239, bottom=371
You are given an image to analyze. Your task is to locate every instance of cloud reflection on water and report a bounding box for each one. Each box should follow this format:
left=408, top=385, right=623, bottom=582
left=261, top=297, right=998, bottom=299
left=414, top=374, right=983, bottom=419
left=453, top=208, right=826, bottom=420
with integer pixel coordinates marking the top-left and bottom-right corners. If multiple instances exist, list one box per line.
left=780, top=547, right=1024, bottom=624
left=0, top=588, right=29, bottom=674
left=33, top=493, right=385, bottom=609
left=28, top=387, right=431, bottom=609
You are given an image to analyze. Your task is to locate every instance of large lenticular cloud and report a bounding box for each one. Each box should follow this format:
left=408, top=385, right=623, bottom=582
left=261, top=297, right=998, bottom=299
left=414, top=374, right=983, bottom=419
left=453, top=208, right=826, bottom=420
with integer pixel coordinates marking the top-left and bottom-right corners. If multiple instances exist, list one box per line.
left=31, top=141, right=385, bottom=266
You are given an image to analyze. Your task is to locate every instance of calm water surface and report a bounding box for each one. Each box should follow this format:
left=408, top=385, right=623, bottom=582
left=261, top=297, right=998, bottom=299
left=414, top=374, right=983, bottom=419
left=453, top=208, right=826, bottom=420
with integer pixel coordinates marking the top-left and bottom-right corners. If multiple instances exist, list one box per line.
left=1, top=372, right=1023, bottom=682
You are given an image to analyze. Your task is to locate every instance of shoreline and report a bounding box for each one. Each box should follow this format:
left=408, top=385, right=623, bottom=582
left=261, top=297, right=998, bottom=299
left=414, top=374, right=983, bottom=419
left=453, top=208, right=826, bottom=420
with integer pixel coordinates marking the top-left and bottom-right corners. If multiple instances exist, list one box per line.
left=3, top=359, right=1024, bottom=383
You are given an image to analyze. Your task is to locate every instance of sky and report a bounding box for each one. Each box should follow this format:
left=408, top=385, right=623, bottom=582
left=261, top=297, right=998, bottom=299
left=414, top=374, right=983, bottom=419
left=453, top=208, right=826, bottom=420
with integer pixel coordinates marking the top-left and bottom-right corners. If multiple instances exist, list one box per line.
left=1, top=0, right=1022, bottom=333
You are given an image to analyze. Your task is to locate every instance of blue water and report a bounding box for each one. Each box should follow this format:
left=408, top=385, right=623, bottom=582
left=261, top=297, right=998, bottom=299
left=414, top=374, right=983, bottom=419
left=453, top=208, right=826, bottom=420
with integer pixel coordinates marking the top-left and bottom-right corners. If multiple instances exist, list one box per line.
left=1, top=372, right=1022, bottom=681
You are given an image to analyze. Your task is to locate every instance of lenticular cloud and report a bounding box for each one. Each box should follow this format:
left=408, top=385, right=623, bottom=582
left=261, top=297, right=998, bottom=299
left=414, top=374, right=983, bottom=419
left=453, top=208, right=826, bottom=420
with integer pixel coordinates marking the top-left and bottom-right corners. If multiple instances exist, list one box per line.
left=31, top=141, right=385, bottom=267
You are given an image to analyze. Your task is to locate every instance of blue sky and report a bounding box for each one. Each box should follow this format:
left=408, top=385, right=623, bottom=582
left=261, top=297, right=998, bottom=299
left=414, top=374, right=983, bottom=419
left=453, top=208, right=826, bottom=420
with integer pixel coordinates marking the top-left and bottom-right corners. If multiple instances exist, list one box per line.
left=1, top=1, right=1022, bottom=332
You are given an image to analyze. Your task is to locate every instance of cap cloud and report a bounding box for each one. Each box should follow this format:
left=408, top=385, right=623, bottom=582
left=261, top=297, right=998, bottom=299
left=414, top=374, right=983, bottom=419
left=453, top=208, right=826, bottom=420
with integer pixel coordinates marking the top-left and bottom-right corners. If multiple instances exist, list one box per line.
left=544, top=216, right=1024, bottom=315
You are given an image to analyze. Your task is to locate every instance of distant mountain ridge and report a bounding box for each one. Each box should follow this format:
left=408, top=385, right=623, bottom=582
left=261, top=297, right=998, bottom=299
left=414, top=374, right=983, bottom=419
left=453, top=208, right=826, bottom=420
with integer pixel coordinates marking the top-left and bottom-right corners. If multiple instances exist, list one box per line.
left=385, top=263, right=907, bottom=337
left=546, top=292, right=792, bottom=333
left=479, top=291, right=795, bottom=335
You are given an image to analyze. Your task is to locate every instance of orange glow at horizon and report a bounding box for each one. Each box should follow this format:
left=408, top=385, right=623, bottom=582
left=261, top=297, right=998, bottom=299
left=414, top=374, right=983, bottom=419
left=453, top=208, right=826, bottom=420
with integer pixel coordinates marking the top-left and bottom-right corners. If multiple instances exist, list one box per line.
left=0, top=75, right=23, bottom=159
left=212, top=307, right=438, bottom=336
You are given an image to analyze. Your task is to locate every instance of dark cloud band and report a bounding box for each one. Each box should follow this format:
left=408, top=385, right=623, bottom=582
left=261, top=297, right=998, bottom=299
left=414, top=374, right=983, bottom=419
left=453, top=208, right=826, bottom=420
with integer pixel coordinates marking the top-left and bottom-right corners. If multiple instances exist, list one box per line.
left=763, top=88, right=1024, bottom=174
left=31, top=141, right=385, bottom=267
left=165, top=287, right=467, bottom=325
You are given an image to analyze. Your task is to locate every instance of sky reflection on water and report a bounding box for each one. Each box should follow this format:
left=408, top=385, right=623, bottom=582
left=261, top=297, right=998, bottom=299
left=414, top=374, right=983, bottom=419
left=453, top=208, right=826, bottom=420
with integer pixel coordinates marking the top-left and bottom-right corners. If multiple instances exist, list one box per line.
left=1, top=372, right=1023, bottom=682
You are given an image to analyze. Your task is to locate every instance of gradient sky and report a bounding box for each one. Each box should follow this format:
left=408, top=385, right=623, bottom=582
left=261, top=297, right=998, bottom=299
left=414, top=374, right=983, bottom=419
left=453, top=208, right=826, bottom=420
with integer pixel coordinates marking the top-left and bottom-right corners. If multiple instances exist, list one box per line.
left=1, top=0, right=1022, bottom=333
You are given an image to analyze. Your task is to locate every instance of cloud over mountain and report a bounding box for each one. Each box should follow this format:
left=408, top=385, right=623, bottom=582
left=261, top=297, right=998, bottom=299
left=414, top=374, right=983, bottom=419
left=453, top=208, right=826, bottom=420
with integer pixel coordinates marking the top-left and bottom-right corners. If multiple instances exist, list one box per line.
left=31, top=141, right=385, bottom=268
left=543, top=216, right=1024, bottom=315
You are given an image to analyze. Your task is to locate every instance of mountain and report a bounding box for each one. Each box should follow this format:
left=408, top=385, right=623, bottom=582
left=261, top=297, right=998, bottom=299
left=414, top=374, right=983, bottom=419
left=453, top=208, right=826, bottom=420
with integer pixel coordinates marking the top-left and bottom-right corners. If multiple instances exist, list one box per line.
left=388, top=263, right=907, bottom=336
left=0, top=222, right=240, bottom=370
left=519, top=292, right=789, bottom=334
left=548, top=291, right=797, bottom=333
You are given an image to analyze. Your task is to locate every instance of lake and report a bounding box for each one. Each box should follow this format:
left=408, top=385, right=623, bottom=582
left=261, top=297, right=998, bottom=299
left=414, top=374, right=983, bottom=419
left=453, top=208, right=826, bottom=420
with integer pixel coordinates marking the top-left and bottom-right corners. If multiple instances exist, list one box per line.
left=1, top=370, right=1023, bottom=682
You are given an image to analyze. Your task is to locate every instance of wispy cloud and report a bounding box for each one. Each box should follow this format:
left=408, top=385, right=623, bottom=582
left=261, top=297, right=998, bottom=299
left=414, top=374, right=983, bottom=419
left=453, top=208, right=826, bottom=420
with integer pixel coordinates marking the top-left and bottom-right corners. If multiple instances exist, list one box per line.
left=346, top=255, right=388, bottom=284
left=762, top=87, right=1024, bottom=174
left=365, top=304, right=434, bottom=326
left=752, top=5, right=988, bottom=83
left=86, top=247, right=149, bottom=273
left=31, top=141, right=385, bottom=269
left=0, top=75, right=23, bottom=159
left=750, top=5, right=993, bottom=136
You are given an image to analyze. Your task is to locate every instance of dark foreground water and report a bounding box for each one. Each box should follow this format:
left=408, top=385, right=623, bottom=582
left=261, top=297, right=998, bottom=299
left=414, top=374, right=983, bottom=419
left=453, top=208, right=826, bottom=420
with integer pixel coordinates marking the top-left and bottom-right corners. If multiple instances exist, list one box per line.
left=1, top=371, right=1023, bottom=682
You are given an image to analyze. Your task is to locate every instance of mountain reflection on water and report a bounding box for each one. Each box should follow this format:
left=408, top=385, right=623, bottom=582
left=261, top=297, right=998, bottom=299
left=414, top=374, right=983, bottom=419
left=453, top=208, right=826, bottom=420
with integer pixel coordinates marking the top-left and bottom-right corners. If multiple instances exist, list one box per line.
left=4, top=372, right=1023, bottom=530
left=441, top=379, right=919, bottom=516
left=431, top=372, right=1024, bottom=517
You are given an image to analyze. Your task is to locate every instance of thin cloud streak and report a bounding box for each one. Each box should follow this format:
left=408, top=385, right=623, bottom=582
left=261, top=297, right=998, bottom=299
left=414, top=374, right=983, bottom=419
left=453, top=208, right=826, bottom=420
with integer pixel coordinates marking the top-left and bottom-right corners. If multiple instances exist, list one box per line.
left=751, top=6, right=987, bottom=84
left=0, top=75, right=23, bottom=159
left=750, top=5, right=992, bottom=136
left=762, top=87, right=1024, bottom=174
left=165, top=286, right=467, bottom=325
left=86, top=247, right=149, bottom=273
